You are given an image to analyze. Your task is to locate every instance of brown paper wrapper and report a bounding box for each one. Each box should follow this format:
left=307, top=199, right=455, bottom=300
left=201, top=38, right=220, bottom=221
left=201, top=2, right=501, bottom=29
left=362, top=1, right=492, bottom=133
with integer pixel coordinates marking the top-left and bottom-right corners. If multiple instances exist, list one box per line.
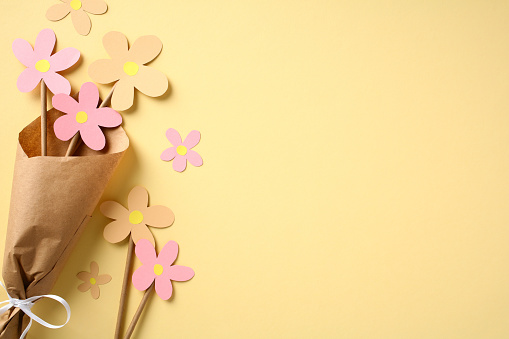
left=0, top=109, right=129, bottom=338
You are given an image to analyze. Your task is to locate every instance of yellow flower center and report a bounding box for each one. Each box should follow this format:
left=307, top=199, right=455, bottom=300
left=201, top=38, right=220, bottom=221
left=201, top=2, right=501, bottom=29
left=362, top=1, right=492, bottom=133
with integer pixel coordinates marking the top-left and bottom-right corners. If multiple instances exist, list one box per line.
left=89, top=278, right=96, bottom=285
left=75, top=111, right=88, bottom=124
left=123, top=62, right=139, bottom=76
left=70, top=0, right=82, bottom=10
left=176, top=145, right=187, bottom=156
left=129, top=210, right=144, bottom=224
left=35, top=59, right=50, bottom=73
left=153, top=264, right=164, bottom=276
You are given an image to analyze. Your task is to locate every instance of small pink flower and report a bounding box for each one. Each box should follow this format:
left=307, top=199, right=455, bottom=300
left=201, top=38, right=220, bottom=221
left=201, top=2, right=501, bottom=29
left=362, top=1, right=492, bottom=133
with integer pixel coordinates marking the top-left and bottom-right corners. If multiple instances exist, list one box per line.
left=160, top=128, right=203, bottom=172
left=12, top=28, right=80, bottom=94
left=52, top=82, right=122, bottom=151
left=132, top=239, right=194, bottom=300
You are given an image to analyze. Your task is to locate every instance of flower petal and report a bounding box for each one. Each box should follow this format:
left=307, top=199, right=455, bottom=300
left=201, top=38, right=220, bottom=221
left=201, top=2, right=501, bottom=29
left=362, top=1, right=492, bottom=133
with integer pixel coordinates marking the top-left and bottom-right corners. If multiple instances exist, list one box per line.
left=100, top=200, right=128, bottom=219
left=103, top=220, right=131, bottom=243
left=90, top=285, right=100, bottom=299
left=90, top=261, right=99, bottom=276
left=168, top=265, right=195, bottom=282
left=135, top=239, right=157, bottom=265
left=80, top=123, right=106, bottom=150
left=96, top=107, right=122, bottom=128
left=50, top=47, right=80, bottom=72
left=42, top=72, right=71, bottom=95
left=82, top=0, right=107, bottom=14
left=132, top=264, right=155, bottom=292
left=165, top=128, right=182, bottom=146
left=186, top=150, right=203, bottom=167
left=129, top=35, right=162, bottom=65
left=46, top=3, right=71, bottom=21
left=183, top=130, right=201, bottom=149
left=76, top=271, right=91, bottom=281
left=172, top=155, right=187, bottom=172
left=128, top=186, right=148, bottom=211
left=34, top=28, right=55, bottom=59
left=157, top=241, right=178, bottom=266
left=96, top=274, right=112, bottom=285
left=131, top=224, right=155, bottom=247
left=88, top=59, right=122, bottom=84
left=103, top=31, right=128, bottom=59
left=79, top=82, right=99, bottom=109
left=160, top=147, right=177, bottom=162
left=111, top=78, right=135, bottom=111
left=133, top=66, right=168, bottom=97
left=77, top=282, right=91, bottom=292
left=54, top=114, right=79, bottom=141
left=155, top=276, right=173, bottom=300
left=12, top=39, right=35, bottom=68
left=71, top=10, right=91, bottom=36
left=16, top=68, right=41, bottom=93
left=144, top=205, right=175, bottom=228
left=52, top=93, right=79, bottom=114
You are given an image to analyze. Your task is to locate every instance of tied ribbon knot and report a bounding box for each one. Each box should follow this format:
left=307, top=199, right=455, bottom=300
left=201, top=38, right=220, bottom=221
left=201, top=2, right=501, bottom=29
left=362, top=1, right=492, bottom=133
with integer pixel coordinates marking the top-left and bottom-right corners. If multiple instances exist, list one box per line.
left=0, top=281, right=71, bottom=339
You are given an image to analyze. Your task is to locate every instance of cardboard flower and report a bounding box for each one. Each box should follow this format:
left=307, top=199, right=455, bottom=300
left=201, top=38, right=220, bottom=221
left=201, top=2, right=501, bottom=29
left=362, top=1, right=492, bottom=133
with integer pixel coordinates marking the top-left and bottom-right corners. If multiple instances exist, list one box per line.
left=88, top=31, right=168, bottom=111
left=161, top=128, right=203, bottom=172
left=46, top=0, right=107, bottom=36
left=133, top=239, right=194, bottom=300
left=100, top=186, right=175, bottom=246
left=12, top=28, right=80, bottom=94
left=52, top=82, right=122, bottom=151
left=77, top=261, right=112, bottom=299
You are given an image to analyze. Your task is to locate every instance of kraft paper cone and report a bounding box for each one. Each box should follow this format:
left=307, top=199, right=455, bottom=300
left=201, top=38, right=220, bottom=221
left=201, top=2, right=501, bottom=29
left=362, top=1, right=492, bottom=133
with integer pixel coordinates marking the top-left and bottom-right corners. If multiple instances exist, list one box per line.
left=0, top=109, right=129, bottom=338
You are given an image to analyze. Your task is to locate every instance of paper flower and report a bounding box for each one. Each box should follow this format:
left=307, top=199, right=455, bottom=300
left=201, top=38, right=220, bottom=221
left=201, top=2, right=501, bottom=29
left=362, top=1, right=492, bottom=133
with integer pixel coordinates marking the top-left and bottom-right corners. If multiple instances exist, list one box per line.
left=77, top=261, right=112, bottom=299
left=88, top=31, right=168, bottom=111
left=100, top=186, right=175, bottom=246
left=52, top=82, right=122, bottom=151
left=133, top=239, right=194, bottom=300
left=12, top=28, right=80, bottom=94
left=46, top=0, right=107, bottom=36
left=161, top=129, right=203, bottom=172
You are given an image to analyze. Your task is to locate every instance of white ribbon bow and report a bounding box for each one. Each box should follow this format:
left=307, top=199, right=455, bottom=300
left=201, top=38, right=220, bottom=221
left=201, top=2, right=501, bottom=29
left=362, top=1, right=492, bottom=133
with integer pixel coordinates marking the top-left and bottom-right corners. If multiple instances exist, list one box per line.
left=0, top=281, right=71, bottom=339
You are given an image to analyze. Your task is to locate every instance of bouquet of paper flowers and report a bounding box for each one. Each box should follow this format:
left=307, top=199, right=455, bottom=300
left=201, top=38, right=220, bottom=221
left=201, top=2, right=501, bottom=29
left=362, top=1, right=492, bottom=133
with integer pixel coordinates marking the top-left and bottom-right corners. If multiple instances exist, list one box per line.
left=0, top=27, right=196, bottom=338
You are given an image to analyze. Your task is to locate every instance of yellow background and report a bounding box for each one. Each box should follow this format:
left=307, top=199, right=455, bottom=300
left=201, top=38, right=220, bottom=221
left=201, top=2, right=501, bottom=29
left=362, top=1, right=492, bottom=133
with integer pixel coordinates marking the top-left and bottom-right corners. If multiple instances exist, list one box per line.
left=0, top=0, right=508, bottom=338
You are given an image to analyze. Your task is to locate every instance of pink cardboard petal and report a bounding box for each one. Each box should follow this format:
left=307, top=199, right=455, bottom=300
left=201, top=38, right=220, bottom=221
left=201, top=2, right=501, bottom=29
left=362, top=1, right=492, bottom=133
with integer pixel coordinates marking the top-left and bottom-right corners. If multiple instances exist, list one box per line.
left=155, top=276, right=173, bottom=300
left=160, top=147, right=177, bottom=161
left=135, top=239, right=157, bottom=265
left=34, top=28, right=56, bottom=59
left=183, top=130, right=201, bottom=149
left=157, top=241, right=178, bottom=266
left=52, top=93, right=79, bottom=114
left=80, top=124, right=106, bottom=151
left=168, top=265, right=195, bottom=282
left=172, top=155, right=187, bottom=172
left=79, top=82, right=100, bottom=109
left=49, top=47, right=80, bottom=72
left=54, top=114, right=79, bottom=141
left=186, top=150, right=203, bottom=167
left=12, top=39, right=35, bottom=68
left=42, top=72, right=71, bottom=95
left=132, top=264, right=155, bottom=292
left=165, top=128, right=182, bottom=146
left=96, top=107, right=122, bottom=128
left=16, top=68, right=41, bottom=93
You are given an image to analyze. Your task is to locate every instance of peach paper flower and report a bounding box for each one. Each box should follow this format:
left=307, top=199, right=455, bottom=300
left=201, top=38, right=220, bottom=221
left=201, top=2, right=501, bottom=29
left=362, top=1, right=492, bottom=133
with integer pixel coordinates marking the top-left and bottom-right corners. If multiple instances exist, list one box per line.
left=161, top=128, right=203, bottom=172
left=52, top=82, right=122, bottom=151
left=77, top=261, right=112, bottom=299
left=12, top=28, right=80, bottom=94
left=133, top=239, right=195, bottom=300
left=100, top=186, right=175, bottom=246
left=46, top=0, right=107, bottom=36
left=88, top=31, right=168, bottom=111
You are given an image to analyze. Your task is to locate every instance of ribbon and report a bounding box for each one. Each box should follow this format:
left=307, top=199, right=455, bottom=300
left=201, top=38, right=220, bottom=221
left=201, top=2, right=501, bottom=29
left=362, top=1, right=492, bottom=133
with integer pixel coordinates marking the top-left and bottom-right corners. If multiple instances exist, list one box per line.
left=0, top=281, right=71, bottom=339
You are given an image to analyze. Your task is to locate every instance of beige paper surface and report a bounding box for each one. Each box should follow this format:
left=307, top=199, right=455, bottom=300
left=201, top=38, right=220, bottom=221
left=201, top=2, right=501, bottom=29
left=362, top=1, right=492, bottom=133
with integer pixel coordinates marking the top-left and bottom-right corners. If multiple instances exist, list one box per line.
left=0, top=109, right=128, bottom=338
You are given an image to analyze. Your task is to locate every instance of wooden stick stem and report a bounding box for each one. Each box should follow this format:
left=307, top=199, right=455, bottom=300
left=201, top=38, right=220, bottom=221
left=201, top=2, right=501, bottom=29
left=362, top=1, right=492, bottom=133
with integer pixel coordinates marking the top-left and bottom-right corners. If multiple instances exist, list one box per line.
left=65, top=85, right=116, bottom=157
left=41, top=81, right=47, bottom=156
left=123, top=283, right=154, bottom=339
left=114, top=238, right=135, bottom=339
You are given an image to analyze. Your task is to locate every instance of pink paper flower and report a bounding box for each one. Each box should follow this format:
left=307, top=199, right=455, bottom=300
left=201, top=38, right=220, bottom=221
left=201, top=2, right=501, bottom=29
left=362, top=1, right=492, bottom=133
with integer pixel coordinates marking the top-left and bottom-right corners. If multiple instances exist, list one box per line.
left=52, top=82, right=122, bottom=151
left=12, top=28, right=80, bottom=94
left=160, top=129, right=203, bottom=172
left=132, top=239, right=194, bottom=300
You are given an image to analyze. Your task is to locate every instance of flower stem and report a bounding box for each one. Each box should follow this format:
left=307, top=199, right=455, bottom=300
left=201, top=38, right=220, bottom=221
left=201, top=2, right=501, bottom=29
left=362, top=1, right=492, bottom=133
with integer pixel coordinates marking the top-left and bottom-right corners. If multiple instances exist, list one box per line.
left=41, top=80, right=47, bottom=156
left=114, top=237, right=135, bottom=339
left=123, top=283, right=154, bottom=339
left=64, top=85, right=116, bottom=157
